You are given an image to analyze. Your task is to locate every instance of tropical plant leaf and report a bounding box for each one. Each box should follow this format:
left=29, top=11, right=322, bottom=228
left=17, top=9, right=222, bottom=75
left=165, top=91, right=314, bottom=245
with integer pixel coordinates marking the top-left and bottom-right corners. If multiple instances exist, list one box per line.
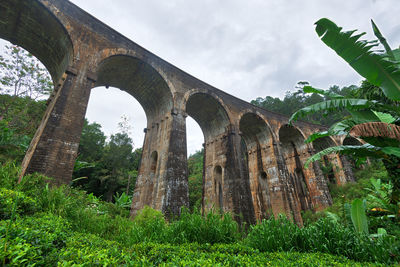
left=371, top=19, right=395, bottom=60
left=392, top=48, right=400, bottom=62
left=347, top=110, right=381, bottom=122
left=302, top=86, right=344, bottom=99
left=350, top=198, right=369, bottom=235
left=305, top=119, right=357, bottom=143
left=381, top=146, right=400, bottom=158
left=372, top=111, right=396, bottom=123
left=289, top=99, right=374, bottom=124
left=350, top=122, right=400, bottom=141
left=315, top=18, right=400, bottom=100
left=304, top=144, right=381, bottom=167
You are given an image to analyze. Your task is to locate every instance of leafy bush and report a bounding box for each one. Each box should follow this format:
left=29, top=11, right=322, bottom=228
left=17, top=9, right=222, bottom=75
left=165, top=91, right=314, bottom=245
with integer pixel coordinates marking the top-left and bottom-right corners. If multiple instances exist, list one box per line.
left=245, top=216, right=399, bottom=264
left=0, top=188, right=37, bottom=219
left=0, top=213, right=69, bottom=266
left=245, top=215, right=300, bottom=251
left=167, top=208, right=240, bottom=244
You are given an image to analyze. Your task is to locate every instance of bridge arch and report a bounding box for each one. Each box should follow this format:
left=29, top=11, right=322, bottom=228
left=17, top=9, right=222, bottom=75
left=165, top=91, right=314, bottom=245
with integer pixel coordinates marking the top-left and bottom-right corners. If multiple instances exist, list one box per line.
left=0, top=0, right=73, bottom=83
left=95, top=54, right=174, bottom=120
left=184, top=90, right=232, bottom=141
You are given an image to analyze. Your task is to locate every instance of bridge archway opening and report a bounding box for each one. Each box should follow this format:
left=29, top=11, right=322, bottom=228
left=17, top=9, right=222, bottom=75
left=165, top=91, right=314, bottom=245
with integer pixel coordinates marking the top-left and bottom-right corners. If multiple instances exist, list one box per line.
left=76, top=86, right=146, bottom=199
left=186, top=93, right=230, bottom=141
left=0, top=0, right=73, bottom=83
left=95, top=55, right=173, bottom=120
left=185, top=92, right=231, bottom=212
left=279, top=125, right=311, bottom=211
left=239, top=113, right=274, bottom=218
left=312, top=136, right=337, bottom=184
left=78, top=55, right=174, bottom=200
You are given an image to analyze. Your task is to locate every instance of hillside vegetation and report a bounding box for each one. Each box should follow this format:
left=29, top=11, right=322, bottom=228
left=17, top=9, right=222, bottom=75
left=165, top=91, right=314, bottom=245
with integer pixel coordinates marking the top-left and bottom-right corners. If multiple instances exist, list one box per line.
left=1, top=162, right=397, bottom=265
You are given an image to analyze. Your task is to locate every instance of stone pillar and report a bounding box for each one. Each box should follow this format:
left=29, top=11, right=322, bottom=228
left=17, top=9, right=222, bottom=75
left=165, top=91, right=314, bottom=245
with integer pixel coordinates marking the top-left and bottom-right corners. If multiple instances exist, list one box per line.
left=326, top=154, right=348, bottom=185
left=130, top=109, right=189, bottom=218
left=203, top=129, right=255, bottom=225
left=339, top=155, right=356, bottom=182
left=260, top=142, right=294, bottom=219
left=298, top=148, right=331, bottom=210
left=311, top=161, right=333, bottom=207
left=247, top=145, right=270, bottom=221
left=163, top=110, right=189, bottom=217
left=20, top=65, right=92, bottom=185
left=273, top=143, right=303, bottom=225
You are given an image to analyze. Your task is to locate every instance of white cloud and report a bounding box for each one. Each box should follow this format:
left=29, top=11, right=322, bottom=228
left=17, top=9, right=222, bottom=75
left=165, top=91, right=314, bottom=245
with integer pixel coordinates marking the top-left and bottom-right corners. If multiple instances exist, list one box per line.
left=3, top=0, right=399, bottom=155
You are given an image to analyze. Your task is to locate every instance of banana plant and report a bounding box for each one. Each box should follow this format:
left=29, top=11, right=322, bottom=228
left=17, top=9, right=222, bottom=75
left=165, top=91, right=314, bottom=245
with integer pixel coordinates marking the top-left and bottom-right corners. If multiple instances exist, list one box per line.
left=289, top=19, right=400, bottom=167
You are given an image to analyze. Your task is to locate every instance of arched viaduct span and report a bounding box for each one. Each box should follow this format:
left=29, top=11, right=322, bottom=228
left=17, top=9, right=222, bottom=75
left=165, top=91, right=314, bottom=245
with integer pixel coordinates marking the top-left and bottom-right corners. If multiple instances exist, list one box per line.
left=3, top=0, right=356, bottom=224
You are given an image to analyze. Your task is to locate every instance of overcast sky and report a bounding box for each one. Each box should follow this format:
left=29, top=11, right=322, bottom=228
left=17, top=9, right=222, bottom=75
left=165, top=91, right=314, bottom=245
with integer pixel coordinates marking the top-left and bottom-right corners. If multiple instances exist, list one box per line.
left=4, top=0, right=400, bottom=155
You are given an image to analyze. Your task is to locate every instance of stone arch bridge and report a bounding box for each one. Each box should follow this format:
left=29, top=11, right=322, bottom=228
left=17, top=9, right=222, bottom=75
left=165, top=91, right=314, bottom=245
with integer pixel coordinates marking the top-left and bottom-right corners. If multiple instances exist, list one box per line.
left=2, top=0, right=357, bottom=224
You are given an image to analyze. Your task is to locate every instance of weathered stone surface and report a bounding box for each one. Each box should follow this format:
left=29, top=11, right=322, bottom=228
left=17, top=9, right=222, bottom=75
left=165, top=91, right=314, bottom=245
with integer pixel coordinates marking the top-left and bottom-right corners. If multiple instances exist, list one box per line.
left=3, top=0, right=358, bottom=225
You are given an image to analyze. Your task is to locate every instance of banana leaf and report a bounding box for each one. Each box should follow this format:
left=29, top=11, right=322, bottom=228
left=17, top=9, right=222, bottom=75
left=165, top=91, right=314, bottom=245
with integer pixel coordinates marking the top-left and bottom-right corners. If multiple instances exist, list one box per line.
left=305, top=119, right=357, bottom=143
left=371, top=19, right=395, bottom=60
left=289, top=98, right=375, bottom=124
left=304, top=144, right=383, bottom=167
left=303, top=86, right=344, bottom=99
left=315, top=18, right=400, bottom=100
left=351, top=199, right=369, bottom=235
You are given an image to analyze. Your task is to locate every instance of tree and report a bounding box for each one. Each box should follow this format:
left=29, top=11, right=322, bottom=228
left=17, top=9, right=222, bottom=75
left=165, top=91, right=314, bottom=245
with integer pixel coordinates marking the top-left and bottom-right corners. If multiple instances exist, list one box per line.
left=0, top=45, right=52, bottom=162
left=78, top=119, right=106, bottom=163
left=73, top=118, right=141, bottom=202
left=187, top=149, right=204, bottom=211
left=289, top=19, right=400, bottom=204
left=251, top=84, right=357, bottom=126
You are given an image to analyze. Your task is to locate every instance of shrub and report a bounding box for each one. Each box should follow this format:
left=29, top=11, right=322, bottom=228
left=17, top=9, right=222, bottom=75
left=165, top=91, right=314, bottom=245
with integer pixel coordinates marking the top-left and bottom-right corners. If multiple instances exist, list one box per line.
left=0, top=213, right=70, bottom=266
left=0, top=188, right=37, bottom=219
left=245, top=216, right=399, bottom=264
left=245, top=214, right=300, bottom=251
left=167, top=208, right=240, bottom=244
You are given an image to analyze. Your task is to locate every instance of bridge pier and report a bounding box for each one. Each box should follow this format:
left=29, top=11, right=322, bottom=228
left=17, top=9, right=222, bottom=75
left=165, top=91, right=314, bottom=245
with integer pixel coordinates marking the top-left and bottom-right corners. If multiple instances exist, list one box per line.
left=130, top=109, right=189, bottom=218
left=20, top=65, right=92, bottom=185
left=202, top=130, right=256, bottom=225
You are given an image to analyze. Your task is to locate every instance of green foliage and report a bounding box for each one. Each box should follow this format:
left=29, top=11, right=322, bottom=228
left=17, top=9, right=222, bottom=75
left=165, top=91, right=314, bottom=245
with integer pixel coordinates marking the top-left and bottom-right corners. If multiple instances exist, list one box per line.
left=289, top=19, right=400, bottom=205
left=72, top=120, right=141, bottom=202
left=0, top=188, right=37, bottom=219
left=315, top=18, right=400, bottom=100
left=113, top=192, right=132, bottom=209
left=251, top=84, right=357, bottom=126
left=0, top=213, right=70, bottom=266
left=133, top=205, right=165, bottom=226
left=0, top=96, right=46, bottom=162
left=1, top=215, right=373, bottom=267
left=1, top=163, right=399, bottom=265
left=0, top=45, right=53, bottom=97
left=167, top=208, right=240, bottom=244
left=245, top=216, right=399, bottom=264
left=187, top=149, right=204, bottom=210
left=245, top=215, right=300, bottom=251
left=350, top=199, right=369, bottom=235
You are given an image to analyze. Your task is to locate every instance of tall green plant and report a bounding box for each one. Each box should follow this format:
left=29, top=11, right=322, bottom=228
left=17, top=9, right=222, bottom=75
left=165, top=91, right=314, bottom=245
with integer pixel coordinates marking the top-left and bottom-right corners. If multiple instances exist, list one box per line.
left=289, top=19, right=400, bottom=202
left=350, top=199, right=369, bottom=235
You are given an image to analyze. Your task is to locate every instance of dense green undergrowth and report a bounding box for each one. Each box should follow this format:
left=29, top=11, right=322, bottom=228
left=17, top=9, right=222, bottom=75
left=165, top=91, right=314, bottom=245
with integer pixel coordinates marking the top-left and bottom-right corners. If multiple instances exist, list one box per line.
left=0, top=162, right=399, bottom=266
